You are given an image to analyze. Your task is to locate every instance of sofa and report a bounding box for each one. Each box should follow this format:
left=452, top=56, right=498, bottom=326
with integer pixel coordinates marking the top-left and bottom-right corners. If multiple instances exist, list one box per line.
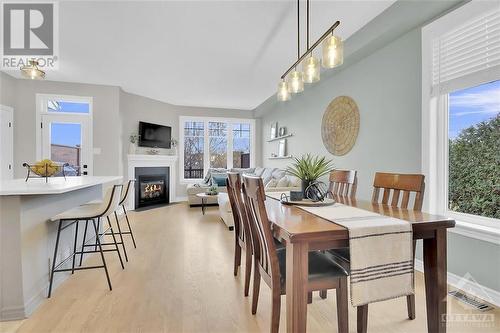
left=186, top=167, right=301, bottom=229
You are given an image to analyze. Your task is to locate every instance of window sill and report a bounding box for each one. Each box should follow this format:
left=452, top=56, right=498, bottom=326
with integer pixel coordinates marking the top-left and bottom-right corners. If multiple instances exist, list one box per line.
left=449, top=220, right=500, bottom=245
left=180, top=179, right=203, bottom=185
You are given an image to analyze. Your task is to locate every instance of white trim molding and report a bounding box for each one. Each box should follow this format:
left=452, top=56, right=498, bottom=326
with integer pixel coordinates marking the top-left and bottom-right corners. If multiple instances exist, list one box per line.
left=415, top=259, right=500, bottom=307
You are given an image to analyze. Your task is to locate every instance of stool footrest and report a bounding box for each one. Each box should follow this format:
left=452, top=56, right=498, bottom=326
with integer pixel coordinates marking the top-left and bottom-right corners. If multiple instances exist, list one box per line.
left=54, top=265, right=105, bottom=273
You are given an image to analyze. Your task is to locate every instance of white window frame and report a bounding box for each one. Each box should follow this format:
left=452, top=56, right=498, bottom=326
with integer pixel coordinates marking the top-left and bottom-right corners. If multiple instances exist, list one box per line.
left=179, top=116, right=256, bottom=183
left=421, top=1, right=500, bottom=243
left=35, top=93, right=94, bottom=173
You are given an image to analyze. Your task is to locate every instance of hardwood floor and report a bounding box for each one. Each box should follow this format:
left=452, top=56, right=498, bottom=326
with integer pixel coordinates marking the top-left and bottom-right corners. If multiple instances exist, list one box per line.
left=1, top=202, right=498, bottom=333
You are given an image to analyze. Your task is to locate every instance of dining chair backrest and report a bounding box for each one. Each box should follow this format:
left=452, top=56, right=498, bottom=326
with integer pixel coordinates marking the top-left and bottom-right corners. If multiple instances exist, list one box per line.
left=98, top=184, right=123, bottom=218
left=372, top=172, right=425, bottom=211
left=120, top=180, right=134, bottom=205
left=226, top=172, right=251, bottom=247
left=328, top=169, right=358, bottom=198
left=242, top=175, right=280, bottom=287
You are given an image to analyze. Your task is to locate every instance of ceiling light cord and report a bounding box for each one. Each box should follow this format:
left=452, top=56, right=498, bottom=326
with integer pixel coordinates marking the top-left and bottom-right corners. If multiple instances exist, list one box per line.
left=297, top=0, right=300, bottom=61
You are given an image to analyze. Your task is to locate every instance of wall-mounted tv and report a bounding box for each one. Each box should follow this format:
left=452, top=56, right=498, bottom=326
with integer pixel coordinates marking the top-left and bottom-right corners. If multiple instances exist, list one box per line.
left=138, top=121, right=172, bottom=149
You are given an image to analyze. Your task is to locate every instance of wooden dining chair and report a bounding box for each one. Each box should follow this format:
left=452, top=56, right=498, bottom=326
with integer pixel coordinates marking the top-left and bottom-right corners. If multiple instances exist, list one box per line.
left=323, top=169, right=358, bottom=299
left=328, top=169, right=358, bottom=198
left=226, top=172, right=253, bottom=297
left=242, top=174, right=349, bottom=333
left=357, top=172, right=425, bottom=333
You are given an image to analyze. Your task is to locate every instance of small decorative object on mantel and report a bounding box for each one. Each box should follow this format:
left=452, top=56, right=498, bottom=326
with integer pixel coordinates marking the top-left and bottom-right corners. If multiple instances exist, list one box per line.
left=170, top=138, right=178, bottom=155
left=270, top=122, right=278, bottom=139
left=23, top=160, right=69, bottom=182
left=147, top=148, right=160, bottom=155
left=321, top=96, right=360, bottom=156
left=279, top=126, right=287, bottom=137
left=271, top=152, right=277, bottom=158
left=286, top=154, right=334, bottom=197
left=129, top=133, right=140, bottom=154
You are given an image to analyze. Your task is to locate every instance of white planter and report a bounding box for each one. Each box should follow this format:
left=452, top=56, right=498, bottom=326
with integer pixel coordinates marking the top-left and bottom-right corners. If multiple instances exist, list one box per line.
left=128, top=143, right=137, bottom=154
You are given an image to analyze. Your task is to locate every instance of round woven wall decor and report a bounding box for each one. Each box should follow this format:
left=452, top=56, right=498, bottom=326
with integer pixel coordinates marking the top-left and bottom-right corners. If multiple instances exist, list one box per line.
left=321, top=96, right=360, bottom=156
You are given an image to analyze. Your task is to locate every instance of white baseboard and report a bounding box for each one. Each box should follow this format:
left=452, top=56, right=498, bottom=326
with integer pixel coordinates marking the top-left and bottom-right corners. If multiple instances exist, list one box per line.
left=174, top=196, right=188, bottom=202
left=0, top=305, right=25, bottom=321
left=415, top=259, right=500, bottom=307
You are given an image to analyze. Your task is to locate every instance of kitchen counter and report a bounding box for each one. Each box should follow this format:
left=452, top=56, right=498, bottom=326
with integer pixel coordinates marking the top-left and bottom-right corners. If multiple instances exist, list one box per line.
left=0, top=176, right=122, bottom=321
left=0, top=176, right=122, bottom=195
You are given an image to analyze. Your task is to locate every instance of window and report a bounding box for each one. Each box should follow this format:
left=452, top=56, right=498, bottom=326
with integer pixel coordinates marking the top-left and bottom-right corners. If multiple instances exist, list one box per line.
left=209, top=122, right=227, bottom=169
left=36, top=94, right=93, bottom=176
left=47, top=100, right=90, bottom=114
left=233, top=123, right=251, bottom=168
left=183, top=121, right=204, bottom=179
left=422, top=1, right=500, bottom=231
left=448, top=81, right=499, bottom=219
left=179, top=117, right=255, bottom=181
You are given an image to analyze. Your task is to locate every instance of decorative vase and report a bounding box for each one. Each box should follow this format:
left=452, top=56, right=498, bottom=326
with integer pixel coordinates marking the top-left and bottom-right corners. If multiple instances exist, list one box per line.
left=301, top=179, right=311, bottom=197
left=128, top=142, right=137, bottom=154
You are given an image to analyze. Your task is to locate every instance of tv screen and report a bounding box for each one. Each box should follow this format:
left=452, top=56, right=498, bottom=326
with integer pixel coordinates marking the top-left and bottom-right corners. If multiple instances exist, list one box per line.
left=138, top=121, right=171, bottom=149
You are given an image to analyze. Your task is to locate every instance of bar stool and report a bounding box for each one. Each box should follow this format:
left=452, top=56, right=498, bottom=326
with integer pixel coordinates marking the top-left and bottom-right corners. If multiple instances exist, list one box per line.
left=48, top=184, right=124, bottom=298
left=79, top=180, right=137, bottom=265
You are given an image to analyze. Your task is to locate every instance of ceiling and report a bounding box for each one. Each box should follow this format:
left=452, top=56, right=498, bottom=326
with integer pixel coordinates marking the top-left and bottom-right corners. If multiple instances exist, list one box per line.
left=7, top=0, right=395, bottom=110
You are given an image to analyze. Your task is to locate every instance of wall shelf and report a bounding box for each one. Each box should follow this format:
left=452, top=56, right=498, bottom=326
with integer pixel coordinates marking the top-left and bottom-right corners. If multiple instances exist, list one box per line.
left=268, top=155, right=293, bottom=160
left=267, top=133, right=293, bottom=142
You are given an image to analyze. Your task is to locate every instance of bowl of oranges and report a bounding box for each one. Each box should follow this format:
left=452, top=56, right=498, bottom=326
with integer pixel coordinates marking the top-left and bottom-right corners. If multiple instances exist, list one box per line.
left=23, top=160, right=69, bottom=182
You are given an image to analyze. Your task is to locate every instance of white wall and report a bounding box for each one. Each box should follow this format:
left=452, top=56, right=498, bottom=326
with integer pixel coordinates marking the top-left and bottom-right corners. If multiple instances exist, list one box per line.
left=3, top=77, right=122, bottom=177
left=119, top=91, right=254, bottom=199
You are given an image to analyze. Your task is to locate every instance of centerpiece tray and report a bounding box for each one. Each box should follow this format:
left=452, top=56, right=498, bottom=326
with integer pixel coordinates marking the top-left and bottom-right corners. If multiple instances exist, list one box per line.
left=280, top=197, right=336, bottom=207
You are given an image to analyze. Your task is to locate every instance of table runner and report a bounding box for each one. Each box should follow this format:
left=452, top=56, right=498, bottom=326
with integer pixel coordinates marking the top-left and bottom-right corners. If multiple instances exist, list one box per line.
left=266, top=192, right=414, bottom=306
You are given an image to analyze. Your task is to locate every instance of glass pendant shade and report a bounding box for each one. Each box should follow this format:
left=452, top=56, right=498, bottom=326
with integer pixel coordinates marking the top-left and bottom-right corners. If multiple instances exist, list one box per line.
left=277, top=81, right=291, bottom=101
left=287, top=70, right=304, bottom=93
left=20, top=60, right=45, bottom=80
left=322, top=35, right=343, bottom=68
left=302, top=56, right=320, bottom=83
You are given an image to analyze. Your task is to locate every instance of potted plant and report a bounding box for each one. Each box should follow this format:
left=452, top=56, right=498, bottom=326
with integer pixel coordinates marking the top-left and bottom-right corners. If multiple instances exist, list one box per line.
left=286, top=154, right=334, bottom=196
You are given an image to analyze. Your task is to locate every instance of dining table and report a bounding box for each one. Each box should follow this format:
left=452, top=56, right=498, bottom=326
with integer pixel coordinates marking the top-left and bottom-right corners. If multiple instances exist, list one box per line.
left=264, top=194, right=455, bottom=333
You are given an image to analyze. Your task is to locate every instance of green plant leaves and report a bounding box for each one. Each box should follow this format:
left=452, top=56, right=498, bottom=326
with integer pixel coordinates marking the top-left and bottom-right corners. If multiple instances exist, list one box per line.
left=286, top=154, right=334, bottom=182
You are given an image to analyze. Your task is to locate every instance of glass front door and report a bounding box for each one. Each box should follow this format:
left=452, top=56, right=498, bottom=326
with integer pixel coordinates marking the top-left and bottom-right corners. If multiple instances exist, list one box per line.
left=41, top=114, right=91, bottom=176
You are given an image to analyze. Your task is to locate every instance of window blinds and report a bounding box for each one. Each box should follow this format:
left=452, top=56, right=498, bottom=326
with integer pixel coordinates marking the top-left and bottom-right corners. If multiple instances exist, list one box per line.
left=431, top=7, right=500, bottom=95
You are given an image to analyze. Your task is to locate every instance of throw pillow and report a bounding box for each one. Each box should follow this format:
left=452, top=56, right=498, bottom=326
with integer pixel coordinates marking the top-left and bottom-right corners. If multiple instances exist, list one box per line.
left=211, top=174, right=228, bottom=187
left=276, top=176, right=289, bottom=188
left=265, top=178, right=278, bottom=189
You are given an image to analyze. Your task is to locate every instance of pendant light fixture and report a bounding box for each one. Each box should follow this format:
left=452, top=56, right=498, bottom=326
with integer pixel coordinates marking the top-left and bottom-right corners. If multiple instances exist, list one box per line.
left=20, top=59, right=45, bottom=80
left=322, top=34, right=343, bottom=68
left=277, top=80, right=291, bottom=101
left=302, top=0, right=320, bottom=83
left=287, top=0, right=304, bottom=94
left=276, top=0, right=343, bottom=101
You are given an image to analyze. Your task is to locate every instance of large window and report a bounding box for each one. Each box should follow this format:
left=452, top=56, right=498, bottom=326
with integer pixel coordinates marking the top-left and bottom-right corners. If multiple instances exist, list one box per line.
left=183, top=121, right=204, bottom=179
left=422, top=1, right=499, bottom=232
left=180, top=117, right=255, bottom=181
left=448, top=81, right=499, bottom=219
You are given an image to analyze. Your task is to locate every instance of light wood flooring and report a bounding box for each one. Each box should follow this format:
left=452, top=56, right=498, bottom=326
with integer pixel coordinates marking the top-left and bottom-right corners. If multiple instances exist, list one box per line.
left=1, top=202, right=498, bottom=333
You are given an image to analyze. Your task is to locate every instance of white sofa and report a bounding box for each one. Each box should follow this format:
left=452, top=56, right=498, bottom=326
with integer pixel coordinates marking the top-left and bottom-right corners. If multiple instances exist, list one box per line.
left=186, top=167, right=300, bottom=207
left=214, top=169, right=301, bottom=229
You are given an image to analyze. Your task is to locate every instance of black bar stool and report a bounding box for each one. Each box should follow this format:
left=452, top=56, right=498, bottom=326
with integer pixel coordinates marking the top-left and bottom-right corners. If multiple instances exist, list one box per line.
left=48, top=184, right=124, bottom=298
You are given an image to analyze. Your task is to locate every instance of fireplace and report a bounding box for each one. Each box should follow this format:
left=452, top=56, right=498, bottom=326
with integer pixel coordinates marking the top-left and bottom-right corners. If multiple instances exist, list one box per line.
left=135, top=167, right=170, bottom=209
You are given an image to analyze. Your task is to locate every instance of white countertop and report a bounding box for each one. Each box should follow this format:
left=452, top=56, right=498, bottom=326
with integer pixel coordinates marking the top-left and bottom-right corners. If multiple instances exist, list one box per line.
left=0, top=176, right=123, bottom=196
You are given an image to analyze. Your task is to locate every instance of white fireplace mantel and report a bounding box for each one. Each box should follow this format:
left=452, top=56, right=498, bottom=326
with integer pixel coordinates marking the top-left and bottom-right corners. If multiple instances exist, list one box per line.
left=127, top=154, right=178, bottom=209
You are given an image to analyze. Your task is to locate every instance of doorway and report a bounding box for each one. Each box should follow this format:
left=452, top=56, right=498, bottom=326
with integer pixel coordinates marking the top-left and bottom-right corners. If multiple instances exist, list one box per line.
left=37, top=95, right=93, bottom=176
